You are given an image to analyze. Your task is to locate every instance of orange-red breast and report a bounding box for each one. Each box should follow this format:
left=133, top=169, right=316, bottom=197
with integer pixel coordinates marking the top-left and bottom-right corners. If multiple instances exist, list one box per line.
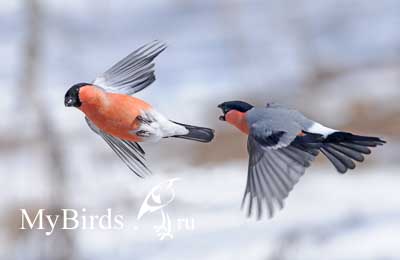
left=65, top=41, right=214, bottom=177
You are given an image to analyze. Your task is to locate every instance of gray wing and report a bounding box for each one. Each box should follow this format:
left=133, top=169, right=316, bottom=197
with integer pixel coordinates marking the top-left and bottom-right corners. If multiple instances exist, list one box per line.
left=93, top=41, right=167, bottom=95
left=242, top=123, right=317, bottom=219
left=85, top=117, right=151, bottom=178
left=249, top=119, right=300, bottom=149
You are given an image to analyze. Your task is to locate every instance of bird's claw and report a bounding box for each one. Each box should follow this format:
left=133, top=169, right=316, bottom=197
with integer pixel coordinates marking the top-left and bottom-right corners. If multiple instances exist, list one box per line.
left=136, top=130, right=151, bottom=137
left=137, top=115, right=152, bottom=124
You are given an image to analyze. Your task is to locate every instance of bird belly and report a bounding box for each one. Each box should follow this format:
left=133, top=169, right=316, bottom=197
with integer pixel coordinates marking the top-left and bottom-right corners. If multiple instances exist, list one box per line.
left=129, top=109, right=188, bottom=143
left=81, top=95, right=151, bottom=142
left=81, top=94, right=187, bottom=143
left=86, top=111, right=143, bottom=142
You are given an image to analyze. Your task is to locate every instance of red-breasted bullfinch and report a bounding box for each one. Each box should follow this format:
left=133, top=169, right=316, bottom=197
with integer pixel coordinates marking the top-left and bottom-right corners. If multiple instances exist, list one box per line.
left=218, top=100, right=385, bottom=219
left=64, top=41, right=214, bottom=177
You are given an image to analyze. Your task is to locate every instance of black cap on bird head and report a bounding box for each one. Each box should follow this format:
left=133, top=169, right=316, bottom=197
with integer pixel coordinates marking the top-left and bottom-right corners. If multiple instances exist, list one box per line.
left=64, top=83, right=89, bottom=107
left=217, top=100, right=253, bottom=121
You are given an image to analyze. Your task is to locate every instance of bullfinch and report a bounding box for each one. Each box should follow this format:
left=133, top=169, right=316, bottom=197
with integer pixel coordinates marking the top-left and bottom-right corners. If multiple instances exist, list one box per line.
left=218, top=100, right=385, bottom=219
left=64, top=41, right=214, bottom=177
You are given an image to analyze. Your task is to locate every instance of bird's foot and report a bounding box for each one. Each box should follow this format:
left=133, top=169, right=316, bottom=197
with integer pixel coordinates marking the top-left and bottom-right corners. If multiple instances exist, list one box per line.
left=137, top=115, right=153, bottom=124
left=136, top=130, right=151, bottom=137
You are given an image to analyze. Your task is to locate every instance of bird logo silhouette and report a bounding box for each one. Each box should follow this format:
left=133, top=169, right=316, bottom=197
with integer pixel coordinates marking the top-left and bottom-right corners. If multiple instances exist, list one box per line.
left=137, top=178, right=180, bottom=240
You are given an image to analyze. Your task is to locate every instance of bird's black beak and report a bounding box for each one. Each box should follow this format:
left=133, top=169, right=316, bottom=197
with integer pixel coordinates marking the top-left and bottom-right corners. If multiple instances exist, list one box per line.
left=217, top=104, right=226, bottom=121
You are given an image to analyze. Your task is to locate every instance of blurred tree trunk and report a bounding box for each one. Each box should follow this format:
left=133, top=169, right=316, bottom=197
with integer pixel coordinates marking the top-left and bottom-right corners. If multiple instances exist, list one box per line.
left=19, top=0, right=74, bottom=259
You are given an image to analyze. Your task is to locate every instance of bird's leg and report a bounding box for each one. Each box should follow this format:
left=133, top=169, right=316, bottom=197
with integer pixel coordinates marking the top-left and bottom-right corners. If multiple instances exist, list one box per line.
left=136, top=130, right=151, bottom=137
left=137, top=115, right=153, bottom=125
left=135, top=114, right=153, bottom=137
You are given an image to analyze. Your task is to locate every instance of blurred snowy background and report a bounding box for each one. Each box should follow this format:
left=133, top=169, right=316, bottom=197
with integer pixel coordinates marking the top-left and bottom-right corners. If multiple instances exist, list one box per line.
left=1, top=0, right=399, bottom=259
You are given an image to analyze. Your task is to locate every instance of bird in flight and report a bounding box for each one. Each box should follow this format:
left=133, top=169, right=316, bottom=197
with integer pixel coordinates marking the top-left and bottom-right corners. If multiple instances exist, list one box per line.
left=64, top=41, right=214, bottom=177
left=218, top=100, right=385, bottom=219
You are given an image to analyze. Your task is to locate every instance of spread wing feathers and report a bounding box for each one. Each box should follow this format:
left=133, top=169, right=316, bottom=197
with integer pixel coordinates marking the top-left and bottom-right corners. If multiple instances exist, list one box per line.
left=85, top=117, right=150, bottom=178
left=243, top=136, right=317, bottom=219
left=93, top=41, right=167, bottom=95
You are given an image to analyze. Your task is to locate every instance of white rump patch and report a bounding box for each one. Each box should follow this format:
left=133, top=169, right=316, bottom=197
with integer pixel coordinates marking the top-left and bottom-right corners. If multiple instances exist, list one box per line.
left=307, top=122, right=336, bottom=137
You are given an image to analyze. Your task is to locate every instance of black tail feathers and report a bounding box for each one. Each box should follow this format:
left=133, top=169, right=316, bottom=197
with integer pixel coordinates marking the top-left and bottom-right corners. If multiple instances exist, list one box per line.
left=171, top=121, right=215, bottom=143
left=321, top=131, right=385, bottom=173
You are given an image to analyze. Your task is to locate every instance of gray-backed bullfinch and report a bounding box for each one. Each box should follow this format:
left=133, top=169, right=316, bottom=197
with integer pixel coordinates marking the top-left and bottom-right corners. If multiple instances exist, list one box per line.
left=218, top=100, right=385, bottom=219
